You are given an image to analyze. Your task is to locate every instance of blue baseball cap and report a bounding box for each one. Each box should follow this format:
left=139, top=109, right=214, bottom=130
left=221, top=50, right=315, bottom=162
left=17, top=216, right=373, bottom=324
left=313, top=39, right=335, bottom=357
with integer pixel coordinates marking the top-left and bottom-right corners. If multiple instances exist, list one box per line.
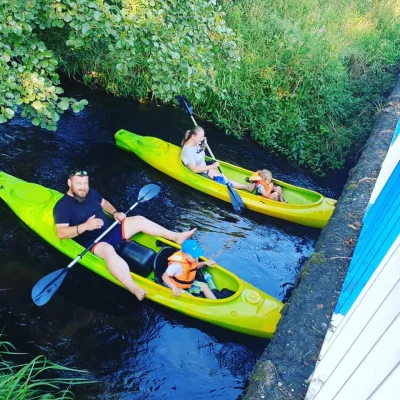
left=181, top=239, right=203, bottom=258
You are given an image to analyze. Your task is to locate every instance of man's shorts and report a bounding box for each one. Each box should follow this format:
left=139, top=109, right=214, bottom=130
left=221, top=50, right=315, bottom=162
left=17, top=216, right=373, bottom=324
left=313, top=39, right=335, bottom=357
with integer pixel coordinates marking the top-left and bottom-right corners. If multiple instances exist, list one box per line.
left=91, top=219, right=127, bottom=253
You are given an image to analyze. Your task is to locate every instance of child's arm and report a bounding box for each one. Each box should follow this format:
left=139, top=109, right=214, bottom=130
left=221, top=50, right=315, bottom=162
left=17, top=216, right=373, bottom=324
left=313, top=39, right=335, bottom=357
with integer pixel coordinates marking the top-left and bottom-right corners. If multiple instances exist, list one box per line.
left=162, top=272, right=182, bottom=297
left=257, top=183, right=273, bottom=197
left=197, top=259, right=216, bottom=269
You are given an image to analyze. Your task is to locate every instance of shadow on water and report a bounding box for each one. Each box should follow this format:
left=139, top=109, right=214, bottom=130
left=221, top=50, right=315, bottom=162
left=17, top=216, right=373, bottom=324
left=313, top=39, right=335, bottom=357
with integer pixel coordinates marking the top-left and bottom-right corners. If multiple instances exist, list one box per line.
left=0, top=77, right=349, bottom=399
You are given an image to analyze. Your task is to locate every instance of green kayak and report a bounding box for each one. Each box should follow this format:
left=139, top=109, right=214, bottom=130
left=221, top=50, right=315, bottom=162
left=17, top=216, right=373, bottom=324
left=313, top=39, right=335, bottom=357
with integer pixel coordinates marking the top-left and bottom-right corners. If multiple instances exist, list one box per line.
left=115, top=130, right=337, bottom=228
left=0, top=172, right=283, bottom=338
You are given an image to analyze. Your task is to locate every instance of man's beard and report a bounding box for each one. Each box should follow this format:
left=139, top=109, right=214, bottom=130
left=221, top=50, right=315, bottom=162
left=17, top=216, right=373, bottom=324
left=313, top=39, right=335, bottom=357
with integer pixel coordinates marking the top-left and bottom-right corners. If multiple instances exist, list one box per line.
left=72, top=190, right=87, bottom=203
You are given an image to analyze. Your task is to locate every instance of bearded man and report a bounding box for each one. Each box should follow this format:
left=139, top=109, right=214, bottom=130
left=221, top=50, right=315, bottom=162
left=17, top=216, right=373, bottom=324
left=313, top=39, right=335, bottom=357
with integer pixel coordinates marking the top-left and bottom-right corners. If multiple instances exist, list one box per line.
left=53, top=169, right=196, bottom=301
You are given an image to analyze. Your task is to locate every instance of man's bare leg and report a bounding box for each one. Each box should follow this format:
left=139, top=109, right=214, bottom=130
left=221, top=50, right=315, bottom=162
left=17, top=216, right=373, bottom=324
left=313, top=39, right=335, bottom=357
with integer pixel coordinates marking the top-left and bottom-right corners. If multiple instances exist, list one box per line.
left=123, top=215, right=196, bottom=244
left=94, top=242, right=147, bottom=301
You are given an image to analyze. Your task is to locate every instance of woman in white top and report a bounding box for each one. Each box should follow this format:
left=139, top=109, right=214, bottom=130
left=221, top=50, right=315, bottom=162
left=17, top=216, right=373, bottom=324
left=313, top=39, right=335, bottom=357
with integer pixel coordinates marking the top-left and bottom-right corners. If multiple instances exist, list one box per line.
left=180, top=126, right=255, bottom=192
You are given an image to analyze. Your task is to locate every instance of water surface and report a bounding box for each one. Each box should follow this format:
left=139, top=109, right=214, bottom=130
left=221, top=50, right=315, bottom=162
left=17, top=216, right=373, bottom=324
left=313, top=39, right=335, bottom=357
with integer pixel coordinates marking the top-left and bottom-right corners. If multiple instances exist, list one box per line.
left=0, top=79, right=347, bottom=399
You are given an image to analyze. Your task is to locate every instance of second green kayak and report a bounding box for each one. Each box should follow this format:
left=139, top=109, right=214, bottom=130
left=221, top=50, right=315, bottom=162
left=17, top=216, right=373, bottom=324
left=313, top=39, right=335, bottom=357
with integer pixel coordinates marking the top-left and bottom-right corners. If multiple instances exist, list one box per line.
left=115, top=130, right=337, bottom=228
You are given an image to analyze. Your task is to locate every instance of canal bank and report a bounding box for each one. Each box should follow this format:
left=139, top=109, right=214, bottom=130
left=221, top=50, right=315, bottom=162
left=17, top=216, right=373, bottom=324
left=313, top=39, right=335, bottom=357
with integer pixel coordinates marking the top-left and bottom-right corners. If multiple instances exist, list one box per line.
left=244, top=75, right=400, bottom=400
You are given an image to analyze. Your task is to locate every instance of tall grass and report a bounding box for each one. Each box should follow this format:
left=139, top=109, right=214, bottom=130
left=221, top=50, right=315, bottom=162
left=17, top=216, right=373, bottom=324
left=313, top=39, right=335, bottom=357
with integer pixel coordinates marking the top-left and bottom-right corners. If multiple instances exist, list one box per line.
left=0, top=336, right=93, bottom=399
left=202, top=0, right=400, bottom=173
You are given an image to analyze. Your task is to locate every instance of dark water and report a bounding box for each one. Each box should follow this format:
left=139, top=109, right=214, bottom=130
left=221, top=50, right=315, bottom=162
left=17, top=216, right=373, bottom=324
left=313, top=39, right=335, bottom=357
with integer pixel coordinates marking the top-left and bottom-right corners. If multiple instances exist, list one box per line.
left=0, top=78, right=348, bottom=399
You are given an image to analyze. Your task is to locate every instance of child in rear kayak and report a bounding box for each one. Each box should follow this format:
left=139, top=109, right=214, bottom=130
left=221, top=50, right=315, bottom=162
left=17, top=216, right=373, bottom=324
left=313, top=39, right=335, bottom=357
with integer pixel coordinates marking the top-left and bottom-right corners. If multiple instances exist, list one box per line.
left=249, top=169, right=287, bottom=202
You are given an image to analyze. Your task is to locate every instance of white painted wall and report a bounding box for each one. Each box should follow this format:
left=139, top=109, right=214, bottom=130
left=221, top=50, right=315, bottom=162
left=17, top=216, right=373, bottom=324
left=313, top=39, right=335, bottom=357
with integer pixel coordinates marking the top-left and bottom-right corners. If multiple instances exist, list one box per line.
left=306, top=238, right=400, bottom=400
left=306, top=127, right=400, bottom=400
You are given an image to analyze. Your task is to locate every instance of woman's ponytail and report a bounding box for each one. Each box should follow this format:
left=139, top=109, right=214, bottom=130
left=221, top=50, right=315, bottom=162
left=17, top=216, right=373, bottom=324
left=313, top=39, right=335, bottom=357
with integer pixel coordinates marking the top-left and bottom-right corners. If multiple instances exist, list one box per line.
left=181, top=126, right=204, bottom=147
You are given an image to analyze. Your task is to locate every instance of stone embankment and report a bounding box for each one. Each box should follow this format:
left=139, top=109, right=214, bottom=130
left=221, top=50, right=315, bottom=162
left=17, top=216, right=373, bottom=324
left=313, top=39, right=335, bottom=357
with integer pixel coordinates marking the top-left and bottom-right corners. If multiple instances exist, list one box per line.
left=244, top=76, right=400, bottom=400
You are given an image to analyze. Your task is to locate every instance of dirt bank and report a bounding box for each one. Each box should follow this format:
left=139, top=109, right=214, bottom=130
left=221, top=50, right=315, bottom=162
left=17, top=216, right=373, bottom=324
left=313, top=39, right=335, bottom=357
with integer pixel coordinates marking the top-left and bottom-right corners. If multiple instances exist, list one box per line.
left=244, top=76, right=400, bottom=400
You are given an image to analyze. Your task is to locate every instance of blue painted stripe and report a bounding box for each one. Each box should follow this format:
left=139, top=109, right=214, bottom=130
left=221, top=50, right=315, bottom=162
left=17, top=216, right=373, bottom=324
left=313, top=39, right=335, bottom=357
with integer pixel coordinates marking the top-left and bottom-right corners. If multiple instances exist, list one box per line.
left=392, top=118, right=400, bottom=145
left=339, top=166, right=399, bottom=294
left=335, top=162, right=400, bottom=315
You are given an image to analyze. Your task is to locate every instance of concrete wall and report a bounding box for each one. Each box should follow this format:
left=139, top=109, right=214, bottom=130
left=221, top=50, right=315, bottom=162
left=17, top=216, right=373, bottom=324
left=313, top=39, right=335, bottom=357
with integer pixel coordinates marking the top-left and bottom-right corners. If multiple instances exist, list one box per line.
left=306, top=121, right=400, bottom=399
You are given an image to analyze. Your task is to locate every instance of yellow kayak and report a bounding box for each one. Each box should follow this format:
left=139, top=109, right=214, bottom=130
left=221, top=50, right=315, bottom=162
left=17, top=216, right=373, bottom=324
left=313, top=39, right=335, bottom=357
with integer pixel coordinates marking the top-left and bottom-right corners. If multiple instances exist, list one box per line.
left=115, top=130, right=337, bottom=228
left=0, top=171, right=283, bottom=338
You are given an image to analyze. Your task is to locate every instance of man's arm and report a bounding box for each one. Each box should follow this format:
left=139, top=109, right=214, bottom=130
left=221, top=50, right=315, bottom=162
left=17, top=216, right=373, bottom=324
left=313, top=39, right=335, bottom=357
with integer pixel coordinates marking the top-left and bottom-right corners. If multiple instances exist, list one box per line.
left=101, top=198, right=126, bottom=221
left=101, top=199, right=117, bottom=215
left=55, top=215, right=102, bottom=239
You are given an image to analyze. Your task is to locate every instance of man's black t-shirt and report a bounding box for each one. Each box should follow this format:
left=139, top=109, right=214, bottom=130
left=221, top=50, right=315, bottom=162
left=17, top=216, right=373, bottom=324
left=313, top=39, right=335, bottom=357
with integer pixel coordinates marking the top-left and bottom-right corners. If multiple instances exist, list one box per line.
left=53, top=188, right=113, bottom=247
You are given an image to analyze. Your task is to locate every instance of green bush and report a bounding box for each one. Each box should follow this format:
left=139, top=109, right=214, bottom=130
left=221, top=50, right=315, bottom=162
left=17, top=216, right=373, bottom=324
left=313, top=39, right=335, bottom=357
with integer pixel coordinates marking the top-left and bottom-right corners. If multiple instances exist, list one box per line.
left=1, top=0, right=400, bottom=173
left=0, top=0, right=239, bottom=129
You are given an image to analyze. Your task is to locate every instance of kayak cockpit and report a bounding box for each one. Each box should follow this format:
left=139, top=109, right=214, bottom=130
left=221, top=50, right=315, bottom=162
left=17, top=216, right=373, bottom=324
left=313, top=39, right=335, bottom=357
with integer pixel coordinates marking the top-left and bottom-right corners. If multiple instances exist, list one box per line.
left=152, top=245, right=237, bottom=300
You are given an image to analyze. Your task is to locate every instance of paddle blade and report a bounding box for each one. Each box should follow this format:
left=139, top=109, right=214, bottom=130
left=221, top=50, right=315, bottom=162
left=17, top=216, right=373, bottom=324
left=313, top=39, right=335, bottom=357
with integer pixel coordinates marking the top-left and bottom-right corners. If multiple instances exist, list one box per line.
left=31, top=268, right=68, bottom=306
left=176, top=95, right=193, bottom=116
left=138, top=184, right=160, bottom=202
left=227, top=184, right=245, bottom=214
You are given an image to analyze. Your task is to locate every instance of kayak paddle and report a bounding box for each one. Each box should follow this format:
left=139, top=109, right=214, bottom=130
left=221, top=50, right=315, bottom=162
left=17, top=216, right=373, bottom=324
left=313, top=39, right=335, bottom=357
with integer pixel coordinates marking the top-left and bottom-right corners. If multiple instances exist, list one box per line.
left=31, top=183, right=161, bottom=306
left=176, top=95, right=245, bottom=214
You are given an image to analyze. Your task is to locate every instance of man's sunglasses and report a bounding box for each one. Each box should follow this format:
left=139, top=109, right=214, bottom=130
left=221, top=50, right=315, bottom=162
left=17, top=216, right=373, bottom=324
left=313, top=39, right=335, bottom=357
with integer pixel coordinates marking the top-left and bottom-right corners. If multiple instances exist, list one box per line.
left=69, top=170, right=88, bottom=178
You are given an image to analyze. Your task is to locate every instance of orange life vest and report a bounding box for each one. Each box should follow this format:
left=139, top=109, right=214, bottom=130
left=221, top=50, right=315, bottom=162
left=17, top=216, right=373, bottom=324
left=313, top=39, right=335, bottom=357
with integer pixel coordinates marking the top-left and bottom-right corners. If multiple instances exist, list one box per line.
left=168, top=250, right=199, bottom=289
left=249, top=171, right=272, bottom=196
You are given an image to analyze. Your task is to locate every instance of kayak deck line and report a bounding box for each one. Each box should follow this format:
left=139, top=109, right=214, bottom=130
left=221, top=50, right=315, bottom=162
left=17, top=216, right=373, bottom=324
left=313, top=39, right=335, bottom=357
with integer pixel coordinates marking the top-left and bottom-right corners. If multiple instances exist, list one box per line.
left=114, top=130, right=337, bottom=228
left=0, top=171, right=283, bottom=338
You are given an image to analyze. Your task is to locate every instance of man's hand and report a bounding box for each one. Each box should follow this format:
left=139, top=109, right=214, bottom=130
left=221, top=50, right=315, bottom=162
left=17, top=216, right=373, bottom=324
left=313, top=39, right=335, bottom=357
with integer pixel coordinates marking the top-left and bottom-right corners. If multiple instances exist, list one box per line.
left=113, top=211, right=126, bottom=222
left=84, top=214, right=104, bottom=231
left=172, top=287, right=182, bottom=297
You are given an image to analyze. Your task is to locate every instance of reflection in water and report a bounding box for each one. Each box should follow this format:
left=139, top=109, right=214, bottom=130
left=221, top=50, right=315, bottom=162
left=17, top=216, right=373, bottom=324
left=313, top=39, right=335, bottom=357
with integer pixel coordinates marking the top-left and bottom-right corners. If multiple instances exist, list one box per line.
left=0, top=78, right=347, bottom=399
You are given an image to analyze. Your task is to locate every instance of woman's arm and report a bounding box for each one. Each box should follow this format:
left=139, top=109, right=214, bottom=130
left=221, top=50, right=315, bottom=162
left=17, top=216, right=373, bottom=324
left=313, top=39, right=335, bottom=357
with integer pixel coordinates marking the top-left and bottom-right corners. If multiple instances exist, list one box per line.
left=186, top=162, right=219, bottom=174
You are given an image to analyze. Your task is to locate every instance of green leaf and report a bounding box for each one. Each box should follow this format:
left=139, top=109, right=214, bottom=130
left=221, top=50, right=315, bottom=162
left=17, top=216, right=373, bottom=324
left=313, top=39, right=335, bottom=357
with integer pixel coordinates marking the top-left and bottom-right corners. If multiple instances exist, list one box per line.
left=64, top=14, right=73, bottom=22
left=57, top=101, right=69, bottom=110
left=93, top=11, right=102, bottom=21
left=0, top=115, right=7, bottom=123
left=82, top=23, right=91, bottom=35
left=1, top=53, right=10, bottom=62
left=32, top=118, right=40, bottom=126
left=31, top=101, right=43, bottom=111
left=4, top=108, right=15, bottom=119
left=50, top=111, right=60, bottom=122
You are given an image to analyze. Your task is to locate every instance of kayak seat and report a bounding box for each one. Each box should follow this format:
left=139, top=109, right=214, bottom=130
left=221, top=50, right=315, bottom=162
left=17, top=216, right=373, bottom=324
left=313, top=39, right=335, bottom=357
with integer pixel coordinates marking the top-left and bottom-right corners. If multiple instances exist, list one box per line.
left=153, top=246, right=176, bottom=284
left=115, top=241, right=156, bottom=277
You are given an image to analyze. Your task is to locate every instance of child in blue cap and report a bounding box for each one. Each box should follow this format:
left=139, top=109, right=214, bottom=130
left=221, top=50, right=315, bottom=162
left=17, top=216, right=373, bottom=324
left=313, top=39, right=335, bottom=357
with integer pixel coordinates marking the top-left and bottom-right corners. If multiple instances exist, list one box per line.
left=162, top=239, right=217, bottom=299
